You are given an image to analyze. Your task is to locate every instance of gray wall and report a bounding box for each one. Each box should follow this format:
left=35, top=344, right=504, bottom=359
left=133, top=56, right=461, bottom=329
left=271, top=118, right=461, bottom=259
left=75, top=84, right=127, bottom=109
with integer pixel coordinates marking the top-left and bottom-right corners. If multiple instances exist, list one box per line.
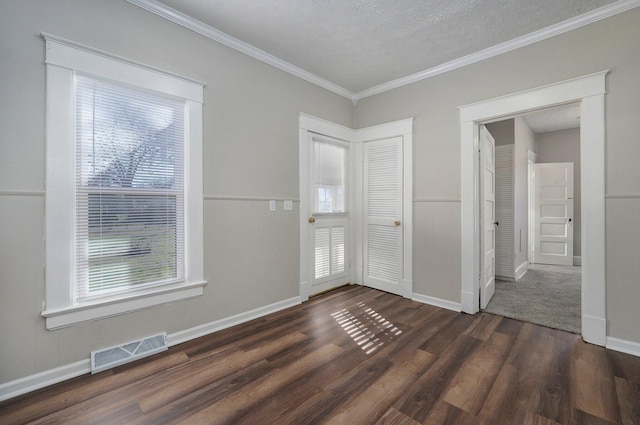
left=486, top=119, right=515, bottom=146
left=536, top=128, right=582, bottom=257
left=355, top=8, right=640, bottom=344
left=0, top=0, right=353, bottom=385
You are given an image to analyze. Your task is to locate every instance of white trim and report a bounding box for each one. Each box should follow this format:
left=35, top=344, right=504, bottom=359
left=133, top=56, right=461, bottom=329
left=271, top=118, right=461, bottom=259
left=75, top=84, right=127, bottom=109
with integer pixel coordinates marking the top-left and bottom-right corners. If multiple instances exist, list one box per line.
left=42, top=33, right=204, bottom=102
left=0, top=296, right=300, bottom=402
left=354, top=0, right=640, bottom=100
left=459, top=71, right=608, bottom=123
left=299, top=113, right=355, bottom=141
left=412, top=293, right=462, bottom=313
left=574, top=256, right=582, bottom=266
left=44, top=36, right=206, bottom=329
left=354, top=119, right=413, bottom=142
left=605, top=194, right=640, bottom=199
left=0, top=359, right=91, bottom=403
left=459, top=72, right=608, bottom=346
left=515, top=261, right=528, bottom=281
left=583, top=314, right=608, bottom=346
left=167, top=296, right=301, bottom=346
left=606, top=337, right=640, bottom=357
left=42, top=282, right=206, bottom=330
left=126, top=0, right=354, bottom=100
left=0, top=190, right=45, bottom=197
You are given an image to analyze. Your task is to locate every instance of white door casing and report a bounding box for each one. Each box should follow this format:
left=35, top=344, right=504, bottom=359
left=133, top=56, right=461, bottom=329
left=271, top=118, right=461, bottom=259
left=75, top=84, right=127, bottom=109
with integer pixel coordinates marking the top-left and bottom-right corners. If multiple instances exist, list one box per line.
left=459, top=71, right=607, bottom=346
left=480, top=126, right=496, bottom=309
left=363, top=137, right=404, bottom=296
left=299, top=114, right=413, bottom=301
left=534, top=162, right=574, bottom=266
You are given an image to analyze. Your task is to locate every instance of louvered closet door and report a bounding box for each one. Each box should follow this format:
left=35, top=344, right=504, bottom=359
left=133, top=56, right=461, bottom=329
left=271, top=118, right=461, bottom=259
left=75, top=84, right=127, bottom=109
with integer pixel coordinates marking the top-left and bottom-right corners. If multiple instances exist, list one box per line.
left=363, top=137, right=403, bottom=296
left=495, top=145, right=514, bottom=280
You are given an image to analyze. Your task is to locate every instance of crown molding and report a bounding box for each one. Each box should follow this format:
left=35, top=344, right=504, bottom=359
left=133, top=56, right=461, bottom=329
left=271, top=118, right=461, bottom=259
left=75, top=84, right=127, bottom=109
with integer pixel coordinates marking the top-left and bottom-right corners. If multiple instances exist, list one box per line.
left=126, top=0, right=355, bottom=100
left=128, top=0, right=639, bottom=103
left=353, top=0, right=640, bottom=100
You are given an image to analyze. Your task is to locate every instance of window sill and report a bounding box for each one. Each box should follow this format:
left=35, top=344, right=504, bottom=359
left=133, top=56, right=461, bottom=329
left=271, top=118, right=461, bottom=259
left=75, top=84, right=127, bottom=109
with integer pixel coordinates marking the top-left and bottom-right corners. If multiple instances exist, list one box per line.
left=41, top=280, right=207, bottom=330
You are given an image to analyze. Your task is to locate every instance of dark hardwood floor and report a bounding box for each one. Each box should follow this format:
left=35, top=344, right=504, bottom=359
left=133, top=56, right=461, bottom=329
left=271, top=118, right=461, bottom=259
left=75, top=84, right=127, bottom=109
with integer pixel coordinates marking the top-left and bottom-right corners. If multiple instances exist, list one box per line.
left=1, top=285, right=639, bottom=424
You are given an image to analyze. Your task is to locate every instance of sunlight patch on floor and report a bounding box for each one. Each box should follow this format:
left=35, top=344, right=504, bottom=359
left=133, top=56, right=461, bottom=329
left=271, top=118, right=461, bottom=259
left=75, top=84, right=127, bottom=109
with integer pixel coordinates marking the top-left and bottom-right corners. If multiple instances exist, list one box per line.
left=331, top=302, right=402, bottom=354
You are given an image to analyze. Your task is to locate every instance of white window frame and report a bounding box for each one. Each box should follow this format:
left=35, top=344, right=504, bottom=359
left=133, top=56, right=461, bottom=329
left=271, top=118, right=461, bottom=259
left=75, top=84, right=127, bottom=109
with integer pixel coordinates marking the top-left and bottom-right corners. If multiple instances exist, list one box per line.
left=42, top=33, right=206, bottom=329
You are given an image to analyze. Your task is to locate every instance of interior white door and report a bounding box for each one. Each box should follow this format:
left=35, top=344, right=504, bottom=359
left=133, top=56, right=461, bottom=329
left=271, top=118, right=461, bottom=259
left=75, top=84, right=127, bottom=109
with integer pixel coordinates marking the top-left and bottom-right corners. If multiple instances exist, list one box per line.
left=308, top=135, right=350, bottom=296
left=363, top=137, right=403, bottom=296
left=480, top=125, right=496, bottom=309
left=533, top=162, right=574, bottom=266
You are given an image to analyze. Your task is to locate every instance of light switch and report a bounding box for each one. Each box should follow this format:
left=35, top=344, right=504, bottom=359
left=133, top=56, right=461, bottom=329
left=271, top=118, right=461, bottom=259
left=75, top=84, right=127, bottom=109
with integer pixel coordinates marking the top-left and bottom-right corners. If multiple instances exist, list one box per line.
left=284, top=200, right=293, bottom=211
left=269, top=200, right=276, bottom=211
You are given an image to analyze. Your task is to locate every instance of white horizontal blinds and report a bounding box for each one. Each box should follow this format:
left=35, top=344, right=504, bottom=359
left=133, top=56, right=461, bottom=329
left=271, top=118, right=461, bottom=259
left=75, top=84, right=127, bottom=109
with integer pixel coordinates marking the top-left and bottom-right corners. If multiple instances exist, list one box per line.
left=331, top=226, right=345, bottom=275
left=314, top=227, right=330, bottom=279
left=75, top=75, right=185, bottom=300
left=314, top=225, right=346, bottom=280
left=312, top=139, right=347, bottom=213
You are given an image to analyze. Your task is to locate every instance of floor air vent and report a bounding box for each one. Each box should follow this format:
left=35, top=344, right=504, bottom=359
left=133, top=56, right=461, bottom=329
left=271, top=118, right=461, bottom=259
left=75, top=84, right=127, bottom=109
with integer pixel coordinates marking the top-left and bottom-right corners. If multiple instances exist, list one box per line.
left=91, top=332, right=167, bottom=374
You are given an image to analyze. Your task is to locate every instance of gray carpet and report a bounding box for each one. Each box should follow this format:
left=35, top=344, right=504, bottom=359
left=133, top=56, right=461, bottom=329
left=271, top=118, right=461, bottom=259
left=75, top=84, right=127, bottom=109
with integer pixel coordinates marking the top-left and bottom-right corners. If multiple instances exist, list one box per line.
left=484, top=263, right=581, bottom=334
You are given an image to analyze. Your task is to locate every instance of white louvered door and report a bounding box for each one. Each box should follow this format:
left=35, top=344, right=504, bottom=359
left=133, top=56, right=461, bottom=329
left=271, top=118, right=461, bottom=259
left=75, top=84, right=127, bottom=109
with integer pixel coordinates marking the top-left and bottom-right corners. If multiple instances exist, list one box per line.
left=495, top=145, right=514, bottom=280
left=363, top=137, right=403, bottom=296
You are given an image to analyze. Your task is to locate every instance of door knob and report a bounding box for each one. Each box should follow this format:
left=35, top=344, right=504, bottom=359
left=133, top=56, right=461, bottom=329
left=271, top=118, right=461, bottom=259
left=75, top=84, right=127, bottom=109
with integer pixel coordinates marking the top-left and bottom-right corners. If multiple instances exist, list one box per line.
left=308, top=217, right=316, bottom=223
left=494, top=221, right=499, bottom=226
left=394, top=220, right=401, bottom=226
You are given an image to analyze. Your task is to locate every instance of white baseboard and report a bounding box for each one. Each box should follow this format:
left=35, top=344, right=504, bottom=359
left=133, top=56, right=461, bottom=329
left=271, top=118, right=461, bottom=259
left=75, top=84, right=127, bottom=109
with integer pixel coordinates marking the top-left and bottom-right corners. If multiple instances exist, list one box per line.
left=461, top=290, right=476, bottom=314
left=0, top=296, right=301, bottom=402
left=515, top=261, right=528, bottom=280
left=167, top=296, right=300, bottom=346
left=413, top=293, right=462, bottom=313
left=402, top=279, right=413, bottom=299
left=606, top=337, right=640, bottom=357
left=573, top=256, right=582, bottom=266
left=582, top=314, right=607, bottom=346
left=0, top=359, right=91, bottom=402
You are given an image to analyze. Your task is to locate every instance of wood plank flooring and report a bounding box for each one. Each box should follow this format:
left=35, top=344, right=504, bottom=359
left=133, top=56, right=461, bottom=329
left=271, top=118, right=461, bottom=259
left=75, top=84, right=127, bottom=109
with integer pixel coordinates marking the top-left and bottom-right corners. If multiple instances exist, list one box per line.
left=1, top=285, right=638, bottom=424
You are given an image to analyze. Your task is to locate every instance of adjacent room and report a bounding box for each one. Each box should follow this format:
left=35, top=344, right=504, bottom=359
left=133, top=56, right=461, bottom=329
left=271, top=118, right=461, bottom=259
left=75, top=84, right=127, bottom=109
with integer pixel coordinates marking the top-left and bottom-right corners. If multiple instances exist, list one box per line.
left=1, top=0, right=640, bottom=423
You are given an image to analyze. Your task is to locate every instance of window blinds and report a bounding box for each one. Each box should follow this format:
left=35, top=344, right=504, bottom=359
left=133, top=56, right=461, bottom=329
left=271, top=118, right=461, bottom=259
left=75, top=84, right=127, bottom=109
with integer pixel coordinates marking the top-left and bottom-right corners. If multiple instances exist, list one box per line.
left=74, top=75, right=185, bottom=300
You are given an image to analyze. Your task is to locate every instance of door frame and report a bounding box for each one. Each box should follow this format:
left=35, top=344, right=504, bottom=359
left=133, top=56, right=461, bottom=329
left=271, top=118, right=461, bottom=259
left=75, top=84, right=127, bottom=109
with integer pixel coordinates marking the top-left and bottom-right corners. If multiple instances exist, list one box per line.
left=459, top=71, right=608, bottom=346
left=299, top=114, right=355, bottom=301
left=299, top=114, right=413, bottom=301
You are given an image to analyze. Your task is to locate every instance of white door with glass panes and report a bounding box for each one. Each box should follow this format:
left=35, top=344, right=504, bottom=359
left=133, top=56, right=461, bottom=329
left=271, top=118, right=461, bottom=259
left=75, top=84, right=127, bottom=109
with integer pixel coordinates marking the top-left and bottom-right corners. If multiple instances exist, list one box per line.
left=308, top=135, right=350, bottom=296
left=362, top=137, right=404, bottom=296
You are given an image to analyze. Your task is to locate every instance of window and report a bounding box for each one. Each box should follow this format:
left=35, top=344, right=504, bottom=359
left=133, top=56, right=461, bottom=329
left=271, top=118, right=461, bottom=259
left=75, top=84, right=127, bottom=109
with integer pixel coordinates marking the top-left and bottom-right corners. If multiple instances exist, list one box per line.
left=43, top=34, right=205, bottom=329
left=75, top=76, right=185, bottom=299
left=313, top=139, right=347, bottom=214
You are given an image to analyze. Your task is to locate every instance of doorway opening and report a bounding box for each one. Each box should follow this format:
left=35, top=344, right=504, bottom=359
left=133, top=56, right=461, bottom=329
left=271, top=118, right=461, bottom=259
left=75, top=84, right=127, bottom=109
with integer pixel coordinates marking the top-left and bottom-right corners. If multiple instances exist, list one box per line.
left=482, top=105, right=582, bottom=334
left=459, top=71, right=607, bottom=346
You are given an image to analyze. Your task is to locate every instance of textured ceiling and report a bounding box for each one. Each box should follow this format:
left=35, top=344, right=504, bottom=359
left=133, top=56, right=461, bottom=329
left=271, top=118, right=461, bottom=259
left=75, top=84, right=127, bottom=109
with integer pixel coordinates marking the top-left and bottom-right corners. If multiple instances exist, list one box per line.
left=156, top=0, right=616, bottom=93
left=522, top=103, right=581, bottom=134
